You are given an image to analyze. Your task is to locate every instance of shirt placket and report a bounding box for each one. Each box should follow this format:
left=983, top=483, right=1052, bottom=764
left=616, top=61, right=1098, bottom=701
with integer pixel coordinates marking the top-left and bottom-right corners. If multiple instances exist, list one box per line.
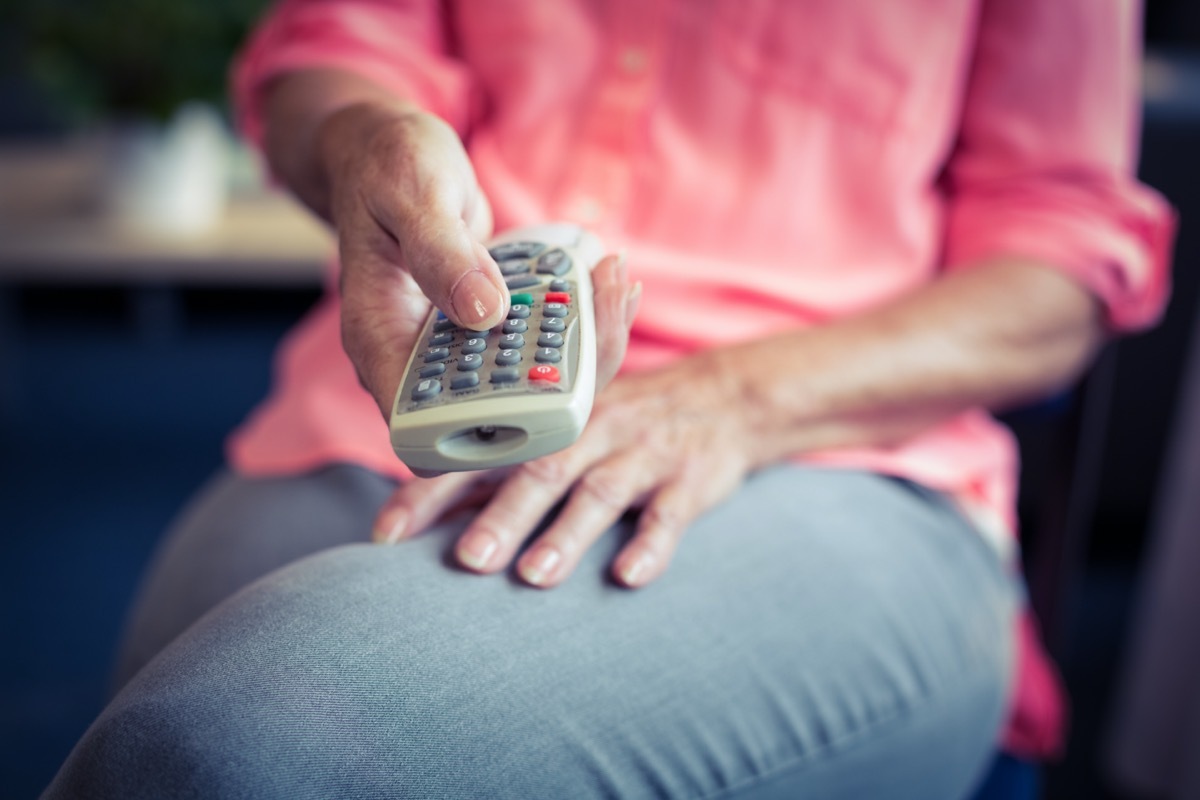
left=555, top=0, right=664, bottom=235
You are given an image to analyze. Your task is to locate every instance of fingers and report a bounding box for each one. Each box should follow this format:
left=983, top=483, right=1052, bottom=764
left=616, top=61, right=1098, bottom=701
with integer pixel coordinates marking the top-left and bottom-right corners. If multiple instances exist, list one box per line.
left=451, top=423, right=631, bottom=574
left=372, top=470, right=484, bottom=544
left=610, top=482, right=690, bottom=588
left=591, top=252, right=641, bottom=388
left=339, top=242, right=433, bottom=416
left=613, top=461, right=742, bottom=588
left=515, top=450, right=660, bottom=587
left=398, top=217, right=509, bottom=332
left=451, top=452, right=587, bottom=574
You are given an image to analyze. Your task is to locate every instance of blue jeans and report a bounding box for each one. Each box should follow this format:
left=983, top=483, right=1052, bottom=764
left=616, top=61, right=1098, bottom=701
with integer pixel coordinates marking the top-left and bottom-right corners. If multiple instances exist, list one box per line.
left=45, top=464, right=1017, bottom=799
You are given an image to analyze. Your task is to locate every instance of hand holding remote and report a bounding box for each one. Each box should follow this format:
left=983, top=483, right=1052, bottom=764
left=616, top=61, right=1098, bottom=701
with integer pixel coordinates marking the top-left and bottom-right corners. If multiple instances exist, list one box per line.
left=317, top=102, right=508, bottom=418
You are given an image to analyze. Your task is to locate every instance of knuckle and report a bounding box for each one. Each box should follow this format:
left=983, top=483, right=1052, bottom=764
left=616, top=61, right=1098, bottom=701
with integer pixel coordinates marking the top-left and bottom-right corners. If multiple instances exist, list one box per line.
left=518, top=455, right=571, bottom=486
left=575, top=469, right=628, bottom=511
left=640, top=502, right=682, bottom=537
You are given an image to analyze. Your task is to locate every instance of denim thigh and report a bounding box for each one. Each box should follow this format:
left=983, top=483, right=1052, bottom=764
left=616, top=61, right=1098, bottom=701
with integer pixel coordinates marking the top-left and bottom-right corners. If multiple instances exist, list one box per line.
left=50, top=464, right=1017, bottom=800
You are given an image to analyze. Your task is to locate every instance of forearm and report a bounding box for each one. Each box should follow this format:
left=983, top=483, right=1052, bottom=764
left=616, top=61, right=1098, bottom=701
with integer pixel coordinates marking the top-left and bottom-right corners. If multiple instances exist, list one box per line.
left=714, top=258, right=1106, bottom=467
left=261, top=69, right=423, bottom=223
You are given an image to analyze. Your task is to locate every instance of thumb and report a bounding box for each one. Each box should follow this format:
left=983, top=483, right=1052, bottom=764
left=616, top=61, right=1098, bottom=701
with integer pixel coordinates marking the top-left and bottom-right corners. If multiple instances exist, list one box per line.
left=397, top=214, right=508, bottom=332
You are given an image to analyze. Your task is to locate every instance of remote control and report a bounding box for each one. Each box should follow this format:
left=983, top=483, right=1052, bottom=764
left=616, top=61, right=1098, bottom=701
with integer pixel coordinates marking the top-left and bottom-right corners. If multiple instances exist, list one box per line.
left=389, top=223, right=603, bottom=475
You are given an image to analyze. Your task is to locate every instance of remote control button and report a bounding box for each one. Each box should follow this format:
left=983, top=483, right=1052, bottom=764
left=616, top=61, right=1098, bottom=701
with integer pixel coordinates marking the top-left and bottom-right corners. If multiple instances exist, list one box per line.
left=540, top=317, right=566, bottom=333
left=499, top=332, right=525, bottom=349
left=536, top=249, right=572, bottom=276
left=451, top=373, right=480, bottom=390
left=423, top=347, right=451, bottom=362
left=489, top=241, right=546, bottom=261
left=542, top=303, right=568, bottom=318
left=509, top=293, right=534, bottom=307
left=429, top=331, right=454, bottom=346
left=411, top=378, right=442, bottom=401
left=544, top=291, right=571, bottom=304
left=549, top=279, right=572, bottom=292
left=461, top=337, right=487, bottom=354
left=418, top=363, right=446, bottom=378
left=529, top=365, right=560, bottom=383
left=458, top=353, right=483, bottom=370
left=505, top=275, right=541, bottom=291
left=433, top=317, right=458, bottom=333
left=537, top=332, right=565, bottom=348
left=498, top=259, right=531, bottom=276
left=502, top=319, right=528, bottom=334
left=490, top=367, right=521, bottom=384
left=534, top=347, right=561, bottom=363
left=507, top=304, right=531, bottom=319
left=496, top=349, right=522, bottom=366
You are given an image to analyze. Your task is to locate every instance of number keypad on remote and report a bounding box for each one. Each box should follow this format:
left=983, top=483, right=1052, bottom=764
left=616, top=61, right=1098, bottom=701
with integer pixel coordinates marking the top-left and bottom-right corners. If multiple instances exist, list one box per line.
left=398, top=244, right=582, bottom=409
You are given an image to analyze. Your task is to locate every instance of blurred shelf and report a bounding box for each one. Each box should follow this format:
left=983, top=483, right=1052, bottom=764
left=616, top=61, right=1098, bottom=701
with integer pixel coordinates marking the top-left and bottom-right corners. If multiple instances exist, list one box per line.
left=0, top=140, right=332, bottom=287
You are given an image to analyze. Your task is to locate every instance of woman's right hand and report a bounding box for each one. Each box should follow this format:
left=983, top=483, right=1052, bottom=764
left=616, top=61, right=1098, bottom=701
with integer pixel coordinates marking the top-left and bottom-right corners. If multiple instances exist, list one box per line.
left=314, top=101, right=508, bottom=417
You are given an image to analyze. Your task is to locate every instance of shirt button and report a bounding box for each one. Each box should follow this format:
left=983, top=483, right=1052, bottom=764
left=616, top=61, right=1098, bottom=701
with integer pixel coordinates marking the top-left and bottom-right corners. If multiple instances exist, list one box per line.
left=619, top=47, right=647, bottom=74
left=571, top=196, right=603, bottom=224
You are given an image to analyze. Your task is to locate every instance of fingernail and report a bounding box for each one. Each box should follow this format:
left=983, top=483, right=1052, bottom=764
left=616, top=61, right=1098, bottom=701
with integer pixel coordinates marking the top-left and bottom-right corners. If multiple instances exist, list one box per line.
left=623, top=281, right=643, bottom=326
left=373, top=509, right=409, bottom=544
left=458, top=531, right=499, bottom=570
left=615, top=249, right=629, bottom=282
left=451, top=270, right=504, bottom=329
left=520, top=546, right=561, bottom=586
left=620, top=552, right=652, bottom=586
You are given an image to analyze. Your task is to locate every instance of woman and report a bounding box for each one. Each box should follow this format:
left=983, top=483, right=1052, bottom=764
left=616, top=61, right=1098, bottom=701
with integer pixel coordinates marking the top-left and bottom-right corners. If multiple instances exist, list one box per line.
left=45, top=1, right=1171, bottom=797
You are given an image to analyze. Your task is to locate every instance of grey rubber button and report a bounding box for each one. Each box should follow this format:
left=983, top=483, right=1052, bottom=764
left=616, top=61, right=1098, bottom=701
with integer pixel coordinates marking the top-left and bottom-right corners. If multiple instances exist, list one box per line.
left=505, top=275, right=541, bottom=290
left=496, top=349, right=522, bottom=366
left=502, top=319, right=528, bottom=334
left=461, top=337, right=487, bottom=354
left=537, top=332, right=565, bottom=348
left=489, top=241, right=546, bottom=261
left=429, top=331, right=454, bottom=346
left=490, top=368, right=521, bottom=384
left=507, top=304, right=531, bottom=319
left=411, top=378, right=442, bottom=401
left=451, top=373, right=479, bottom=390
left=500, top=333, right=525, bottom=349
left=542, top=303, right=568, bottom=318
left=535, top=348, right=561, bottom=363
left=433, top=317, right=457, bottom=333
left=498, top=260, right=531, bottom=276
left=458, top=353, right=483, bottom=371
left=540, top=318, right=565, bottom=333
left=536, top=249, right=572, bottom=276
left=419, top=363, right=447, bottom=378
left=423, top=347, right=451, bottom=362
left=549, top=279, right=572, bottom=292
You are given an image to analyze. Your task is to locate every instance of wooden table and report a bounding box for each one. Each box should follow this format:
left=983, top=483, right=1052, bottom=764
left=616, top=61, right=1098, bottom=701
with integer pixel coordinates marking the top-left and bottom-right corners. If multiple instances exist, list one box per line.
left=0, top=140, right=332, bottom=287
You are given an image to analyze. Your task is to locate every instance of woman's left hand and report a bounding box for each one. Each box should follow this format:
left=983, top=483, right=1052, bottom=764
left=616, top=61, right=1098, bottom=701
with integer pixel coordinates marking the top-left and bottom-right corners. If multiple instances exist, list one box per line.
left=373, top=349, right=755, bottom=589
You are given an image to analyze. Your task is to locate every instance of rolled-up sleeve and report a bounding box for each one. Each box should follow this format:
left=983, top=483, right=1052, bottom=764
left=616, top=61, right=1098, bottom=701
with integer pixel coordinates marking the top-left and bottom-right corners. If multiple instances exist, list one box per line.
left=231, top=0, right=472, bottom=147
left=942, top=0, right=1174, bottom=331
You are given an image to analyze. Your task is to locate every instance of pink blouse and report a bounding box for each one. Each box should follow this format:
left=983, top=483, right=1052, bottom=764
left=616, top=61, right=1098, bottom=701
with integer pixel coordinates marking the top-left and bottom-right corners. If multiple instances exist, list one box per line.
left=230, top=0, right=1174, bottom=759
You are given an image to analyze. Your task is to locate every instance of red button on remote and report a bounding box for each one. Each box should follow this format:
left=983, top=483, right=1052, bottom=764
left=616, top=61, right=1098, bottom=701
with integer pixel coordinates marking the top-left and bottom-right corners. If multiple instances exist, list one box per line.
left=528, top=365, right=560, bottom=383
left=544, top=292, right=570, bottom=304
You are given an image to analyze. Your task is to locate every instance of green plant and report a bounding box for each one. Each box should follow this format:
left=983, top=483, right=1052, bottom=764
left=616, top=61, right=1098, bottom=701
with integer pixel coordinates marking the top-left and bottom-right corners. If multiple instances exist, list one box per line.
left=19, top=0, right=270, bottom=124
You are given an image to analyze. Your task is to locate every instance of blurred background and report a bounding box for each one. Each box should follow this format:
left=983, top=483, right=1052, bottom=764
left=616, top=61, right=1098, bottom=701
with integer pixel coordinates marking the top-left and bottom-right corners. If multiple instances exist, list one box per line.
left=1, top=2, right=1199, bottom=798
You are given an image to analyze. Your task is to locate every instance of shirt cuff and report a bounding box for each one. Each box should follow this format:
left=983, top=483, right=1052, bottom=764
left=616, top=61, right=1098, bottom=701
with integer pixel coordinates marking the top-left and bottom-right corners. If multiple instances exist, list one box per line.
left=943, top=174, right=1175, bottom=332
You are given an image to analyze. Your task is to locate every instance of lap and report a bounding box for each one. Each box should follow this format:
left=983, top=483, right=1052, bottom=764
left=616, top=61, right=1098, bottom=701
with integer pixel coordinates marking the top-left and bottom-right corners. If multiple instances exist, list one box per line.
left=60, top=464, right=1017, bottom=800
